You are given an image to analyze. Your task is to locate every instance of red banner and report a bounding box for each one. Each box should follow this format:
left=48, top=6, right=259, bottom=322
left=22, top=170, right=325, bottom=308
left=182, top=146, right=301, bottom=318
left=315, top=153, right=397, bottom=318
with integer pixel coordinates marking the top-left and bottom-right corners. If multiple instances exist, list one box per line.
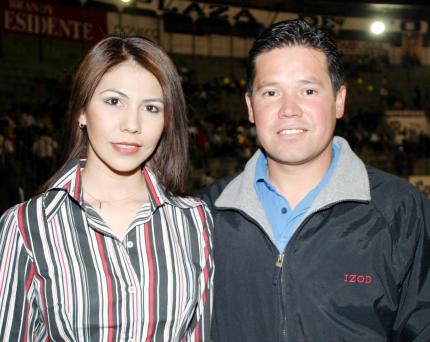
left=0, top=0, right=107, bottom=42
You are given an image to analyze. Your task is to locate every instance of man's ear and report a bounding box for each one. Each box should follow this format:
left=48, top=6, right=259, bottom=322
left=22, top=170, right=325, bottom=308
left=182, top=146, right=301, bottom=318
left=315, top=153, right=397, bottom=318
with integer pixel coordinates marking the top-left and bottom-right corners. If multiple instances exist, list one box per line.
left=335, top=85, right=347, bottom=119
left=245, top=93, right=255, bottom=123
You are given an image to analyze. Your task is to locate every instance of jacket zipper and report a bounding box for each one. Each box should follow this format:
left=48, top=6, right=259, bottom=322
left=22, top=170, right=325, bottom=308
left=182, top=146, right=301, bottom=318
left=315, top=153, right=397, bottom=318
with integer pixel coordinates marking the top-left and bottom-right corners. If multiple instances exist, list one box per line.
left=273, top=253, right=288, bottom=341
left=272, top=253, right=284, bottom=285
left=271, top=208, right=340, bottom=341
left=274, top=204, right=346, bottom=341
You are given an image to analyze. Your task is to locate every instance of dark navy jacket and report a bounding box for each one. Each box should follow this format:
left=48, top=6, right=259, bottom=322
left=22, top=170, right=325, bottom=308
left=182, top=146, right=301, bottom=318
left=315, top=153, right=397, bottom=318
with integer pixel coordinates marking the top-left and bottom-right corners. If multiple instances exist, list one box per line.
left=201, top=137, right=430, bottom=342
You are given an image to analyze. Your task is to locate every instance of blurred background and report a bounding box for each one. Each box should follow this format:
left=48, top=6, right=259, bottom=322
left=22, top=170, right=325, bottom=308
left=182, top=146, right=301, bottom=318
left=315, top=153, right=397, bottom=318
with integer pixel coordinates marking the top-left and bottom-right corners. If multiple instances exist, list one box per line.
left=1, top=0, right=430, bottom=212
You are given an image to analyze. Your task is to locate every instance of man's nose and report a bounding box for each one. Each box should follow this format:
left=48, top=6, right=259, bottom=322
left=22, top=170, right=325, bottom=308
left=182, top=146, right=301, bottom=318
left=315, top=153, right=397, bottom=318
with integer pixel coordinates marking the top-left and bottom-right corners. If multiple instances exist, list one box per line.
left=278, top=94, right=303, bottom=118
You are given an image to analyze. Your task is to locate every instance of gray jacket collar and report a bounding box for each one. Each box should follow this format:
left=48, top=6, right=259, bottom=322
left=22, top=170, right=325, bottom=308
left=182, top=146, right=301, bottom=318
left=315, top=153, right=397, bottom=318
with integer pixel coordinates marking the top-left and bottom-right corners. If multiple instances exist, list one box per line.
left=215, top=136, right=370, bottom=242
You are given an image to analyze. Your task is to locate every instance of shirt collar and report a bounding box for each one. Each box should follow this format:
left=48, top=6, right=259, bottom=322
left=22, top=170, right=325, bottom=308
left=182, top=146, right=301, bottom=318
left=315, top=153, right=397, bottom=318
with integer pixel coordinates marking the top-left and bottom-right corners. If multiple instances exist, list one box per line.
left=143, top=167, right=171, bottom=209
left=254, top=143, right=340, bottom=192
left=255, top=152, right=267, bottom=182
left=316, top=142, right=340, bottom=191
left=255, top=153, right=276, bottom=191
left=46, top=154, right=200, bottom=210
left=47, top=155, right=85, bottom=206
left=141, top=167, right=203, bottom=209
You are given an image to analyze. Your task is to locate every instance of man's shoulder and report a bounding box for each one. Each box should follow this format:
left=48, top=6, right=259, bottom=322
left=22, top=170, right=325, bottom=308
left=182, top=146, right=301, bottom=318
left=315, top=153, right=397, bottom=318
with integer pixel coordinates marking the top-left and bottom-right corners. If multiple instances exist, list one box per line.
left=367, top=165, right=423, bottom=197
left=199, top=173, right=239, bottom=208
left=366, top=165, right=430, bottom=219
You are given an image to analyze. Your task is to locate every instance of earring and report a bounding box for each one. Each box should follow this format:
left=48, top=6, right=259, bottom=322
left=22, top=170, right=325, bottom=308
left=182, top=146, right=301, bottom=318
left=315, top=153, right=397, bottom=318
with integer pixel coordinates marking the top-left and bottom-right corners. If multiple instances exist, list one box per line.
left=79, top=123, right=86, bottom=129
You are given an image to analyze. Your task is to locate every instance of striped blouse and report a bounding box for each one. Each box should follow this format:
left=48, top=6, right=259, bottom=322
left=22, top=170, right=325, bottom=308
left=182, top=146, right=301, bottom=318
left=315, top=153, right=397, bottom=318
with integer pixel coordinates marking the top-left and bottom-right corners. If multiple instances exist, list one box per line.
left=0, top=157, right=213, bottom=341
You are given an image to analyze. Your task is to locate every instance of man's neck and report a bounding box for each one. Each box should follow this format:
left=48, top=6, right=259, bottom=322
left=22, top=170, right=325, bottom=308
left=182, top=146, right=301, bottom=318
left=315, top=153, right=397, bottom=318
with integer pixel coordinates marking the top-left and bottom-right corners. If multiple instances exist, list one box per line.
left=267, top=151, right=333, bottom=209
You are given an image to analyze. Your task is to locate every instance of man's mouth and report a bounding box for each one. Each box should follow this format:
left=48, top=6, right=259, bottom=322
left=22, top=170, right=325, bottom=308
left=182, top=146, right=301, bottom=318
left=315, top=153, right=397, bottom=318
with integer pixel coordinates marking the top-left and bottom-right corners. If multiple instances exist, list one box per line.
left=278, top=129, right=305, bottom=136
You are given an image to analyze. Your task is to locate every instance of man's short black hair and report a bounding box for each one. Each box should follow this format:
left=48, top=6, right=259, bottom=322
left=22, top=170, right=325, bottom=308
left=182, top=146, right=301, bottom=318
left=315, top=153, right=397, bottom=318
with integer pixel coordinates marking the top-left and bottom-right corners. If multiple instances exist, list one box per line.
left=246, top=19, right=344, bottom=95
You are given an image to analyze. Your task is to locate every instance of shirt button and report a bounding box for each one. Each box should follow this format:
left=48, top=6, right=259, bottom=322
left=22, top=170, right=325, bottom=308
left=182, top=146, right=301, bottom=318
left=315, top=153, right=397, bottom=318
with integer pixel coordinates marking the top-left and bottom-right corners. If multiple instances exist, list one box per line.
left=281, top=207, right=287, bottom=214
left=126, top=241, right=134, bottom=248
left=128, top=338, right=134, bottom=342
left=128, top=286, right=136, bottom=294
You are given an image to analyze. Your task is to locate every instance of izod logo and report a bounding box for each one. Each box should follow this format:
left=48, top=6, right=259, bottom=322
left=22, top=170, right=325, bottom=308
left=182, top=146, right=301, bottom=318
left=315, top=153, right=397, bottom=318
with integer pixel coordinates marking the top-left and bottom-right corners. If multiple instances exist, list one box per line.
left=344, top=274, right=373, bottom=285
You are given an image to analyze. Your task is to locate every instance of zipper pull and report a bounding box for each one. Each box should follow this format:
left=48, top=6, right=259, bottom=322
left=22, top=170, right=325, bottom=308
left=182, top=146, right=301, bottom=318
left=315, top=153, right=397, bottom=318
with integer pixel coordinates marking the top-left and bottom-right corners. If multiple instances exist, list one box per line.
left=272, top=253, right=285, bottom=285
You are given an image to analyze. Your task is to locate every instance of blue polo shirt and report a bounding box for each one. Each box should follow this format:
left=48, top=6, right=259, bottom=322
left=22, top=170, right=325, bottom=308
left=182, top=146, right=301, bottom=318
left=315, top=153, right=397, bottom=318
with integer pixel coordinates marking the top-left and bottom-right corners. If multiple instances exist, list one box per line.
left=255, top=143, right=340, bottom=252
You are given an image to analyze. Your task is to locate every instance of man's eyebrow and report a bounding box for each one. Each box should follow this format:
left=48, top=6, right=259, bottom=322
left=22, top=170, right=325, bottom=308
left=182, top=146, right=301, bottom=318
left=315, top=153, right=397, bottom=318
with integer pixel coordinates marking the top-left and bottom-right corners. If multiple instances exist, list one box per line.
left=297, top=77, right=324, bottom=85
left=254, top=78, right=325, bottom=92
left=255, top=81, right=281, bottom=89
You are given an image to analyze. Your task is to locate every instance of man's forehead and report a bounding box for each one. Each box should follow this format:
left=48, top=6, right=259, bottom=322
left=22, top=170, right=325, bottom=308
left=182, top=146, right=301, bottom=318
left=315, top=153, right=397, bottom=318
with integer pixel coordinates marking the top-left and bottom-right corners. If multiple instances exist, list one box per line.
left=255, top=45, right=327, bottom=64
left=253, top=47, right=330, bottom=79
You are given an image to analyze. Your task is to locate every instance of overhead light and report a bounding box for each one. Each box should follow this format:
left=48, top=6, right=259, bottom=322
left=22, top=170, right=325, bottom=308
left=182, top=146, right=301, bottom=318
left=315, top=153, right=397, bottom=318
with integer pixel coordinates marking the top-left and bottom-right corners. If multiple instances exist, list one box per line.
left=370, top=21, right=385, bottom=35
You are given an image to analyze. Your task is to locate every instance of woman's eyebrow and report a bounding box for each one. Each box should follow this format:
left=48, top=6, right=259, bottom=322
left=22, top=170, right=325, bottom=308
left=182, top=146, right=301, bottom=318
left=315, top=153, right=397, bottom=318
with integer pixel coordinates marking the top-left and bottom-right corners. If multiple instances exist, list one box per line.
left=98, top=89, right=128, bottom=97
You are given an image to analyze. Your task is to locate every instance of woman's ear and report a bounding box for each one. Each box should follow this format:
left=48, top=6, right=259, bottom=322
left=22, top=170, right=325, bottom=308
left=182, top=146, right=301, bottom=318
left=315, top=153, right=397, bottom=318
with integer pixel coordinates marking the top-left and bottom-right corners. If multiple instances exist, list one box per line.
left=79, top=111, right=87, bottom=126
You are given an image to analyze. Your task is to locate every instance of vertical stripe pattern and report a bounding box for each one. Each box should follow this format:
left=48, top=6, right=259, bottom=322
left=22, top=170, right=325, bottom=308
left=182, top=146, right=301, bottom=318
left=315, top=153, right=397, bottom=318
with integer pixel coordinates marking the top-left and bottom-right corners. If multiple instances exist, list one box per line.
left=0, top=157, right=214, bottom=341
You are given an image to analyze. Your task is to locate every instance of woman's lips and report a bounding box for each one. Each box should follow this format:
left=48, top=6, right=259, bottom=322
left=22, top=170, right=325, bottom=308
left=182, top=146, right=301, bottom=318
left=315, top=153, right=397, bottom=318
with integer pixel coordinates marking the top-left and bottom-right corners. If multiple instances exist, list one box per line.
left=111, top=142, right=141, bottom=154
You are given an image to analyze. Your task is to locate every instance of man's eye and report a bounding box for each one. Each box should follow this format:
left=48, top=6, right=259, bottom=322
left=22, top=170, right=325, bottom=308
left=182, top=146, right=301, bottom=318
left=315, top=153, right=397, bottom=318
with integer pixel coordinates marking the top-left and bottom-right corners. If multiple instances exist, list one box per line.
left=305, top=89, right=316, bottom=95
left=106, top=98, right=120, bottom=105
left=263, top=90, right=277, bottom=97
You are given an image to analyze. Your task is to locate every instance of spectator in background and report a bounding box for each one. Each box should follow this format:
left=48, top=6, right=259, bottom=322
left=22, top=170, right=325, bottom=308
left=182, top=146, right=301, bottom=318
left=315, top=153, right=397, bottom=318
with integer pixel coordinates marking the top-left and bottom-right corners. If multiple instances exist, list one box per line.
left=0, top=133, right=21, bottom=213
left=19, top=111, right=36, bottom=128
left=31, top=127, right=59, bottom=185
left=392, top=143, right=407, bottom=176
left=413, top=86, right=422, bottom=109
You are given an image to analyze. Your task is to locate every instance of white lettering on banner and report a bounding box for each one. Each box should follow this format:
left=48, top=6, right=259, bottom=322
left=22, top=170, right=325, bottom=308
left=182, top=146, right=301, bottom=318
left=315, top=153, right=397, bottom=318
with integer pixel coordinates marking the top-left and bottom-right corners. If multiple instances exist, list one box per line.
left=408, top=176, right=430, bottom=197
left=298, top=15, right=344, bottom=31
left=130, top=0, right=429, bottom=33
left=92, top=0, right=429, bottom=37
left=2, top=0, right=106, bottom=41
left=9, top=0, right=54, bottom=16
left=107, top=12, right=160, bottom=42
left=112, top=24, right=159, bottom=40
left=4, top=9, right=94, bottom=40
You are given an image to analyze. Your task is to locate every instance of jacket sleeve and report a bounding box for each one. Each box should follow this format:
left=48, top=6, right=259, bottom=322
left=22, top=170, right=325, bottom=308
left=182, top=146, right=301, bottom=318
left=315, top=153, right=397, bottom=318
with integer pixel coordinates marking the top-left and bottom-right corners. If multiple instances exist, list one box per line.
left=0, top=205, right=39, bottom=340
left=393, top=191, right=430, bottom=341
left=185, top=202, right=214, bottom=341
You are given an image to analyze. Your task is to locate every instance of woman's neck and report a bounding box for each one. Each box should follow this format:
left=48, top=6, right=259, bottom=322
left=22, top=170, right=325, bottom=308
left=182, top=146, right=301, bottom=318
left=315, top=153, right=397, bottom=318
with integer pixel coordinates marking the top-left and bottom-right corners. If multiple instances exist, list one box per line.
left=81, top=162, right=148, bottom=203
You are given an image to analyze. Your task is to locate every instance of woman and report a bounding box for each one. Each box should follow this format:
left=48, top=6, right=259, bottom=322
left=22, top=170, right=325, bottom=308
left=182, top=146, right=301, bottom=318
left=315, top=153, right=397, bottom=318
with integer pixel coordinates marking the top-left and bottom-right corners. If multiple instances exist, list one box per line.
left=0, top=36, right=213, bottom=341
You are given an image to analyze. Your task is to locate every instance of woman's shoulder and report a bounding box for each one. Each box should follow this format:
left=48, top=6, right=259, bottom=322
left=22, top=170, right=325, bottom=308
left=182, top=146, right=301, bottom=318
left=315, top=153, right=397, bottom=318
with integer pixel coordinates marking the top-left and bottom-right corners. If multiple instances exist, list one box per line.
left=0, top=198, right=42, bottom=257
left=167, top=195, right=213, bottom=225
left=1, top=194, right=45, bottom=229
left=1, top=202, right=20, bottom=225
left=167, top=194, right=208, bottom=210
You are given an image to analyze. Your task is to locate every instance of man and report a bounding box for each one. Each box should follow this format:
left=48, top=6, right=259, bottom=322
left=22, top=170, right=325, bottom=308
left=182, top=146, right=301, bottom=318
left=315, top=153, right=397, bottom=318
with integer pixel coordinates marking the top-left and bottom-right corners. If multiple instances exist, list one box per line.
left=201, top=19, right=430, bottom=341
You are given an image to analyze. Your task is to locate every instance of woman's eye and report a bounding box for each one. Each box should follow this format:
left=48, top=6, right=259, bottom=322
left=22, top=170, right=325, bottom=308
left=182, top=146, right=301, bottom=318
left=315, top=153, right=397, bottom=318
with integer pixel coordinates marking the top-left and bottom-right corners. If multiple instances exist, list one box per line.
left=304, top=89, right=316, bottom=95
left=146, top=105, right=160, bottom=113
left=106, top=98, right=120, bottom=105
